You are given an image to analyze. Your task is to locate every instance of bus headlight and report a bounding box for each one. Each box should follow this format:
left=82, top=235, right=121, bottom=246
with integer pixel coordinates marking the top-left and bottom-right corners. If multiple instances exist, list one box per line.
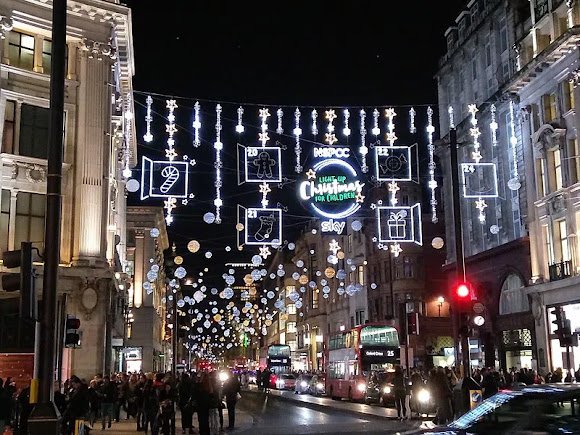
left=316, top=382, right=324, bottom=390
left=300, top=381, right=308, bottom=388
left=356, top=382, right=366, bottom=392
left=417, top=389, right=431, bottom=403
left=383, top=386, right=391, bottom=394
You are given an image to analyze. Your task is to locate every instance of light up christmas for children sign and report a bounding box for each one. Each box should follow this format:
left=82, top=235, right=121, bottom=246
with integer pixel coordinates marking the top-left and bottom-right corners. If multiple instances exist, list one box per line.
left=299, top=147, right=365, bottom=234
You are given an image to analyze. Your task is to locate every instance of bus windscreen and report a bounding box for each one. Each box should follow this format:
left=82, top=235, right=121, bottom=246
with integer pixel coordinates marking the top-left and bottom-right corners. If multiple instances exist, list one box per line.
left=360, top=326, right=399, bottom=347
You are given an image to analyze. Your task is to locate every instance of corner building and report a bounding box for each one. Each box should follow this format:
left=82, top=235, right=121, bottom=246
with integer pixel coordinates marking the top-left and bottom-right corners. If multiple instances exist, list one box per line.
left=0, top=0, right=135, bottom=380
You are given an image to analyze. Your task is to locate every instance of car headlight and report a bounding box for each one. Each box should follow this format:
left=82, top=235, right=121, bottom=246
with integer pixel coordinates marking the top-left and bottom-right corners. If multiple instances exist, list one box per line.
left=218, top=372, right=229, bottom=383
left=417, top=389, right=431, bottom=403
left=316, top=382, right=324, bottom=390
left=383, top=386, right=391, bottom=394
left=356, top=382, right=366, bottom=392
left=300, top=381, right=308, bottom=388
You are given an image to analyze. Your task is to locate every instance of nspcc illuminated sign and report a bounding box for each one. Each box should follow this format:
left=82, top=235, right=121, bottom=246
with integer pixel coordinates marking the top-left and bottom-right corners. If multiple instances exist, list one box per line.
left=299, top=155, right=365, bottom=220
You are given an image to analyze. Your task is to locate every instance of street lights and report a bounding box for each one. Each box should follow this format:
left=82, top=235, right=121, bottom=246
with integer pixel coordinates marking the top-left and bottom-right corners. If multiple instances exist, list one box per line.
left=437, top=296, right=445, bottom=317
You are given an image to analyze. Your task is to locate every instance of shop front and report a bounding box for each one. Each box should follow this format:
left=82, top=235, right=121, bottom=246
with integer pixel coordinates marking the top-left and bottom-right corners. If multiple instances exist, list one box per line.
left=547, top=302, right=580, bottom=373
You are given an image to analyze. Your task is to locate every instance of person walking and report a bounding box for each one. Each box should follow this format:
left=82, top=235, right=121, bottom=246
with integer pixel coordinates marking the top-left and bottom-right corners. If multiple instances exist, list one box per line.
left=98, top=375, right=117, bottom=430
left=195, top=373, right=213, bottom=435
left=0, top=381, right=10, bottom=434
left=178, top=373, right=195, bottom=434
left=393, top=365, right=407, bottom=420
left=142, top=379, right=159, bottom=435
left=222, top=370, right=241, bottom=430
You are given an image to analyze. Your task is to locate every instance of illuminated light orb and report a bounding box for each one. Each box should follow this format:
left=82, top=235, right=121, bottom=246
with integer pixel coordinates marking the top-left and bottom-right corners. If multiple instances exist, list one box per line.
left=175, top=267, right=187, bottom=279
left=203, top=212, right=216, bottom=224
left=187, top=240, right=200, bottom=253
left=276, top=269, right=285, bottom=277
left=150, top=228, right=160, bottom=238
left=225, top=246, right=232, bottom=252
left=236, top=223, right=244, bottom=232
left=299, top=275, right=309, bottom=285
left=325, top=268, right=336, bottom=279
left=251, top=255, right=262, bottom=266
left=431, top=237, right=445, bottom=250
left=337, top=251, right=345, bottom=260
left=351, top=220, right=363, bottom=231
left=371, top=283, right=378, bottom=290
left=174, top=256, right=183, bottom=265
left=126, top=179, right=140, bottom=193
left=205, top=251, right=213, bottom=259
left=243, top=274, right=254, bottom=286
left=288, top=243, right=296, bottom=250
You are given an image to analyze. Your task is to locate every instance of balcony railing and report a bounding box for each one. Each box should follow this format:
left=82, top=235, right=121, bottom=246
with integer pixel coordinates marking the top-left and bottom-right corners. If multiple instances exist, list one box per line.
left=549, top=260, right=572, bottom=281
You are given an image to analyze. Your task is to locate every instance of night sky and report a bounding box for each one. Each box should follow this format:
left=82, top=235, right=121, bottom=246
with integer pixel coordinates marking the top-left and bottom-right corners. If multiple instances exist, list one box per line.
left=124, top=1, right=466, bottom=284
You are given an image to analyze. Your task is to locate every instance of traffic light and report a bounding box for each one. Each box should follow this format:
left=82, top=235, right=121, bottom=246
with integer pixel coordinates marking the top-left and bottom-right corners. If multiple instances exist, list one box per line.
left=552, top=306, right=566, bottom=343
left=454, top=282, right=472, bottom=312
left=1, top=242, right=36, bottom=319
left=64, top=315, right=81, bottom=348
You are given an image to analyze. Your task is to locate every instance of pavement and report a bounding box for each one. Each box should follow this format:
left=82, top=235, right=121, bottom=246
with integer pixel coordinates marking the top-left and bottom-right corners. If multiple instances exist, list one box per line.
left=96, top=408, right=254, bottom=434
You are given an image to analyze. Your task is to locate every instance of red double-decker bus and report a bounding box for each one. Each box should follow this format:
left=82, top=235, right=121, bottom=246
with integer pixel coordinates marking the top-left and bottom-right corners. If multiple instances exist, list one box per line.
left=325, top=322, right=400, bottom=402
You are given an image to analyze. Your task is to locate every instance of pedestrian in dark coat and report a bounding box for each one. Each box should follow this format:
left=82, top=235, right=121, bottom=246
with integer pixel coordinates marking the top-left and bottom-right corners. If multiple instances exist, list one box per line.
left=222, top=370, right=241, bottom=429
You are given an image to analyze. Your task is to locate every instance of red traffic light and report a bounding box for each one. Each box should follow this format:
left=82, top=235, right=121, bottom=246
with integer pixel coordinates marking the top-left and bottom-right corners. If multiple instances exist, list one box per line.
left=456, top=283, right=470, bottom=298
left=66, top=317, right=80, bottom=329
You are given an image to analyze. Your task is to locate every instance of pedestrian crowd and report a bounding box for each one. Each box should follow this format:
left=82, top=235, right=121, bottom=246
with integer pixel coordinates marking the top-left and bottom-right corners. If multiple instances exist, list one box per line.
left=0, top=369, right=241, bottom=435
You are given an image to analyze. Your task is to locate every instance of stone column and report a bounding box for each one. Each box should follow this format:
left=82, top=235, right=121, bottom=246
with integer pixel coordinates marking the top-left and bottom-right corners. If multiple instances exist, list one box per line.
left=7, top=190, right=17, bottom=250
left=133, top=230, right=145, bottom=309
left=72, top=39, right=114, bottom=266
left=33, top=35, right=43, bottom=73
left=0, top=15, right=13, bottom=63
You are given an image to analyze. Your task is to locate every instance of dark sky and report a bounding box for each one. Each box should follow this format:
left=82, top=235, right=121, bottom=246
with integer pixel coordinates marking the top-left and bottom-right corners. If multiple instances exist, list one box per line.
left=124, top=1, right=467, bottom=283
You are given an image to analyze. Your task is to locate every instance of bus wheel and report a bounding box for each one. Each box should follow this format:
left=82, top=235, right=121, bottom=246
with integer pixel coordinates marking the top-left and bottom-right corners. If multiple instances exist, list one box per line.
left=330, top=387, right=338, bottom=401
left=348, top=388, right=353, bottom=402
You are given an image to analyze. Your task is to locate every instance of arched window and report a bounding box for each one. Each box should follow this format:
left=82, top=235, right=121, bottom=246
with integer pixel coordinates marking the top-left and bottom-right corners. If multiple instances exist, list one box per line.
left=499, top=273, right=528, bottom=315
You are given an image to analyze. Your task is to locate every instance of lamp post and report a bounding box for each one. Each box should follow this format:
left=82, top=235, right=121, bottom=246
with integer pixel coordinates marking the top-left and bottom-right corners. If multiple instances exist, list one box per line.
left=437, top=296, right=445, bottom=317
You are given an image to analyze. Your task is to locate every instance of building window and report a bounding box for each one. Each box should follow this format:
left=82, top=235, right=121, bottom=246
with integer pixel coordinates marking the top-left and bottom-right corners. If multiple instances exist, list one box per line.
left=403, top=256, right=414, bottom=278
left=355, top=309, right=365, bottom=326
left=311, top=288, right=319, bottom=310
left=499, top=274, right=527, bottom=315
left=2, top=100, right=16, bottom=154
left=485, top=43, right=492, bottom=67
left=544, top=224, right=555, bottom=265
left=8, top=31, right=35, bottom=71
left=287, top=322, right=296, bottom=333
left=1, top=190, right=10, bottom=254
left=287, top=304, right=296, bottom=315
left=42, top=39, right=52, bottom=74
left=357, top=265, right=365, bottom=285
left=553, top=148, right=563, bottom=191
left=19, top=104, right=50, bottom=159
left=563, top=80, right=575, bottom=113
left=470, top=1, right=479, bottom=22
left=543, top=93, right=557, bottom=123
left=538, top=158, right=548, bottom=197
left=557, top=220, right=570, bottom=262
left=14, top=192, right=46, bottom=251
left=499, top=17, right=508, bottom=53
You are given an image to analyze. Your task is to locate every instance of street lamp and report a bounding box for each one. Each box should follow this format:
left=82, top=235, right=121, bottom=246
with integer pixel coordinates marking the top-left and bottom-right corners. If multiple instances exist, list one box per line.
left=437, top=296, right=445, bottom=317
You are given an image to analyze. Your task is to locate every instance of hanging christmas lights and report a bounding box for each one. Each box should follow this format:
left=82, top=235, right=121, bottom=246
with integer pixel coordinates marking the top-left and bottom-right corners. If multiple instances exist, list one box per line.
left=311, top=109, right=318, bottom=135
left=385, top=107, right=397, bottom=145
left=325, top=109, right=337, bottom=145
left=372, top=108, right=380, bottom=136
left=448, top=106, right=455, bottom=129
left=276, top=108, right=283, bottom=134
left=143, top=95, right=153, bottom=143
left=163, top=99, right=178, bottom=225
left=359, top=109, right=368, bottom=173
left=426, top=107, right=438, bottom=223
left=489, top=104, right=498, bottom=147
left=193, top=101, right=201, bottom=147
left=259, top=107, right=270, bottom=146
left=508, top=100, right=521, bottom=191
left=342, top=109, right=351, bottom=137
left=293, top=108, right=302, bottom=173
left=468, top=104, right=486, bottom=223
left=409, top=107, right=416, bottom=134
left=214, top=104, right=223, bottom=223
left=235, top=106, right=245, bottom=134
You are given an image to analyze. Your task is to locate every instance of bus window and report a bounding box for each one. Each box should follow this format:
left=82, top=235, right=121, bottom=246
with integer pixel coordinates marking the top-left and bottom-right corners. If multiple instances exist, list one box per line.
left=348, top=361, right=358, bottom=377
left=329, top=361, right=346, bottom=379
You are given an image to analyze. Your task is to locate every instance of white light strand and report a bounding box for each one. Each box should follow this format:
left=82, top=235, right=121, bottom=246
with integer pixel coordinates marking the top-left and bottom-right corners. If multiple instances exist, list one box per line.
left=489, top=104, right=498, bottom=147
left=325, top=109, right=337, bottom=145
left=193, top=101, right=201, bottom=147
left=409, top=107, right=416, bottom=134
left=260, top=182, right=271, bottom=208
left=293, top=108, right=303, bottom=173
left=468, top=103, right=486, bottom=223
left=259, top=107, right=270, bottom=147
left=427, top=107, right=438, bottom=223
left=509, top=100, right=520, bottom=182
left=122, top=102, right=132, bottom=179
left=343, top=109, right=351, bottom=137
left=214, top=104, right=223, bottom=224
left=448, top=106, right=455, bottom=129
left=143, top=95, right=153, bottom=143
left=276, top=108, right=284, bottom=134
left=164, top=99, right=178, bottom=226
left=235, top=106, right=245, bottom=134
left=385, top=108, right=397, bottom=145
left=372, top=108, right=380, bottom=136
left=359, top=110, right=368, bottom=173
left=311, top=109, right=318, bottom=135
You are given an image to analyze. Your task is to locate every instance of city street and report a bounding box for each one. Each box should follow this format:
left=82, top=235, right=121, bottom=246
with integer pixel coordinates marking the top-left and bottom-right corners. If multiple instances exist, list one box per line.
left=105, top=390, right=422, bottom=435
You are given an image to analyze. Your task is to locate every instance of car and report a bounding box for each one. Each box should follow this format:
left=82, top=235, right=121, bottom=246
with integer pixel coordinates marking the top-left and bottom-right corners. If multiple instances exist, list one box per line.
left=409, top=383, right=580, bottom=434
left=271, top=373, right=297, bottom=390
left=364, top=370, right=395, bottom=406
left=309, top=374, right=326, bottom=396
left=295, top=374, right=314, bottom=394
